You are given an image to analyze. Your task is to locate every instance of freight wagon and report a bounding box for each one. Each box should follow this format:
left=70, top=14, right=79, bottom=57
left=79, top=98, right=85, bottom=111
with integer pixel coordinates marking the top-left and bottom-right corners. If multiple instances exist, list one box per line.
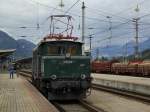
left=92, top=60, right=150, bottom=77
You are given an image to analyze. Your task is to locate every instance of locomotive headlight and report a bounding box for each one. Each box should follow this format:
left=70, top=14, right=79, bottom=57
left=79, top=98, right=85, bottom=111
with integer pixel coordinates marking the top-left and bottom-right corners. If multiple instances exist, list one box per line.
left=51, top=75, right=57, bottom=80
left=81, top=74, right=86, bottom=79
left=66, top=53, right=71, bottom=58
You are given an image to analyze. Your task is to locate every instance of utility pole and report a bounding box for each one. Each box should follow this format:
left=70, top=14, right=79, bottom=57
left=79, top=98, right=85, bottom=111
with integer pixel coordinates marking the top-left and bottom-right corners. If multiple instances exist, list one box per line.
left=82, top=2, right=85, bottom=43
left=82, top=2, right=85, bottom=54
left=37, top=2, right=40, bottom=30
left=59, top=0, right=65, bottom=8
left=89, top=35, right=93, bottom=55
left=124, top=42, right=128, bottom=62
left=133, top=5, right=140, bottom=59
left=96, top=48, right=99, bottom=60
left=106, top=16, right=112, bottom=46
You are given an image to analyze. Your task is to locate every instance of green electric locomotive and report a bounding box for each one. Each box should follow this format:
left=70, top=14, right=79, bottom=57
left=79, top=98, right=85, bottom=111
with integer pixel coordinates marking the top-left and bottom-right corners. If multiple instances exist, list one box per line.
left=32, top=35, right=91, bottom=100
left=32, top=15, right=92, bottom=100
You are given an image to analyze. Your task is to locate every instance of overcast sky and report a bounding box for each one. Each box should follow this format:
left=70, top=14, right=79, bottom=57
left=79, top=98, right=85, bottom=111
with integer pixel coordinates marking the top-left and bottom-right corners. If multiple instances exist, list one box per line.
left=0, top=0, right=150, bottom=48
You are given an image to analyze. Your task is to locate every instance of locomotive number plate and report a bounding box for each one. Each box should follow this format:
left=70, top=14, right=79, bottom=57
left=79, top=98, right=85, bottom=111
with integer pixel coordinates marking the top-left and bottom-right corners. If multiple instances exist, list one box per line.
left=63, top=60, right=73, bottom=64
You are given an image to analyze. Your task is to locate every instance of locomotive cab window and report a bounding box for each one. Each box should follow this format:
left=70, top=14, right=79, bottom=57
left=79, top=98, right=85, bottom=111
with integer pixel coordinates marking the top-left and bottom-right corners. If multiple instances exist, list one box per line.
left=46, top=42, right=82, bottom=56
left=58, top=46, right=65, bottom=55
left=66, top=43, right=82, bottom=55
left=48, top=46, right=65, bottom=55
left=66, top=46, right=77, bottom=55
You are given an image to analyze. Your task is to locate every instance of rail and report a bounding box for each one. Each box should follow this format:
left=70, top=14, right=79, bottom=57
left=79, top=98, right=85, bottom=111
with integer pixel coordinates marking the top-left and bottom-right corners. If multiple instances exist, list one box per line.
left=92, top=83, right=150, bottom=103
left=18, top=69, right=32, bottom=77
left=18, top=69, right=32, bottom=82
left=52, top=100, right=106, bottom=112
left=18, top=70, right=106, bottom=112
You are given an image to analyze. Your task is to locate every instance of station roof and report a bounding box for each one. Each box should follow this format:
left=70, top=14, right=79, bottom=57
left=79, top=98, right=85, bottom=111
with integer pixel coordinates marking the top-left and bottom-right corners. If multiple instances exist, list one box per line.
left=0, top=49, right=16, bottom=58
left=16, top=57, right=32, bottom=63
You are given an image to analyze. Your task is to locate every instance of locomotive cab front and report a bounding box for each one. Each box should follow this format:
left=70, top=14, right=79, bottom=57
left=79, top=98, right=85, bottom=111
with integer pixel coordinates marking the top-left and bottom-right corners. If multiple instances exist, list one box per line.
left=32, top=40, right=91, bottom=100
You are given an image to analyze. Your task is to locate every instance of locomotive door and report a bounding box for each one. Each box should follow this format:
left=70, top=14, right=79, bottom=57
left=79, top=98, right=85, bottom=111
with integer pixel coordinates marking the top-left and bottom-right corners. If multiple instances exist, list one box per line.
left=37, top=55, right=41, bottom=78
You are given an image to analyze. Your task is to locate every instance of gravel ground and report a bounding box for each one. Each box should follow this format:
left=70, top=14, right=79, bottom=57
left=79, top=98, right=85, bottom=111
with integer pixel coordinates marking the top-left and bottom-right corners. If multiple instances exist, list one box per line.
left=85, top=89, right=150, bottom=112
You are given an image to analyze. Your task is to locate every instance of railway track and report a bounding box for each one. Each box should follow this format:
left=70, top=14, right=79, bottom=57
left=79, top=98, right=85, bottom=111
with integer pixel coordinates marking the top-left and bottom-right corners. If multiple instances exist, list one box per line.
left=52, top=100, right=106, bottom=112
left=92, top=83, right=150, bottom=104
left=19, top=70, right=150, bottom=104
left=18, top=70, right=106, bottom=112
left=18, top=70, right=32, bottom=80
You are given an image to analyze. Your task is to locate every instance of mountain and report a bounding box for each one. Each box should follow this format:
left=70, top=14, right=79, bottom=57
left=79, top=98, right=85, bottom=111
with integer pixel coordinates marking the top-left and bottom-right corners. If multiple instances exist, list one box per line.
left=0, top=30, right=36, bottom=59
left=15, top=39, right=36, bottom=58
left=140, top=38, right=150, bottom=51
left=0, top=31, right=17, bottom=49
left=92, top=38, right=150, bottom=58
left=92, top=45, right=122, bottom=59
left=141, top=49, right=150, bottom=59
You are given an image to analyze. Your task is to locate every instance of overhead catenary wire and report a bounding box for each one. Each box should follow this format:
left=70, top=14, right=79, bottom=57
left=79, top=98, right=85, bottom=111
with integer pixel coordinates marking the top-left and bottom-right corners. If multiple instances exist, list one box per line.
left=88, top=33, right=149, bottom=50
left=85, top=0, right=150, bottom=33
left=28, top=0, right=126, bottom=25
left=85, top=6, right=132, bottom=22
left=28, top=0, right=148, bottom=55
left=108, top=0, right=148, bottom=19
left=89, top=22, right=149, bottom=45
left=64, top=0, right=81, bottom=14
left=91, top=31, right=134, bottom=44
left=87, top=20, right=132, bottom=37
left=27, top=0, right=143, bottom=41
left=85, top=28, right=132, bottom=48
left=4, top=0, right=150, bottom=47
left=85, top=0, right=149, bottom=27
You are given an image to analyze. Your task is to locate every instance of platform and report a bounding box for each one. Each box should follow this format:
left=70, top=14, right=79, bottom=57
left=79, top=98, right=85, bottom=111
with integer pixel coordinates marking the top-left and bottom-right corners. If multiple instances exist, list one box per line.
left=0, top=73, right=58, bottom=112
left=92, top=73, right=150, bottom=96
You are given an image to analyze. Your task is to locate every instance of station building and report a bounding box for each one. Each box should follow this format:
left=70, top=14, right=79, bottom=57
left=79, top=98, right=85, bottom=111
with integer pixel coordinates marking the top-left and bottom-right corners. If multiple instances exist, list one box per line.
left=0, top=49, right=16, bottom=72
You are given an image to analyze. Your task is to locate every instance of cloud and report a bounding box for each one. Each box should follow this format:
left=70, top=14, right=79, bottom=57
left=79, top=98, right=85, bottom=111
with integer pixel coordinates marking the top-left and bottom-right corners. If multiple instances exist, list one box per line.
left=0, top=0, right=150, bottom=46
